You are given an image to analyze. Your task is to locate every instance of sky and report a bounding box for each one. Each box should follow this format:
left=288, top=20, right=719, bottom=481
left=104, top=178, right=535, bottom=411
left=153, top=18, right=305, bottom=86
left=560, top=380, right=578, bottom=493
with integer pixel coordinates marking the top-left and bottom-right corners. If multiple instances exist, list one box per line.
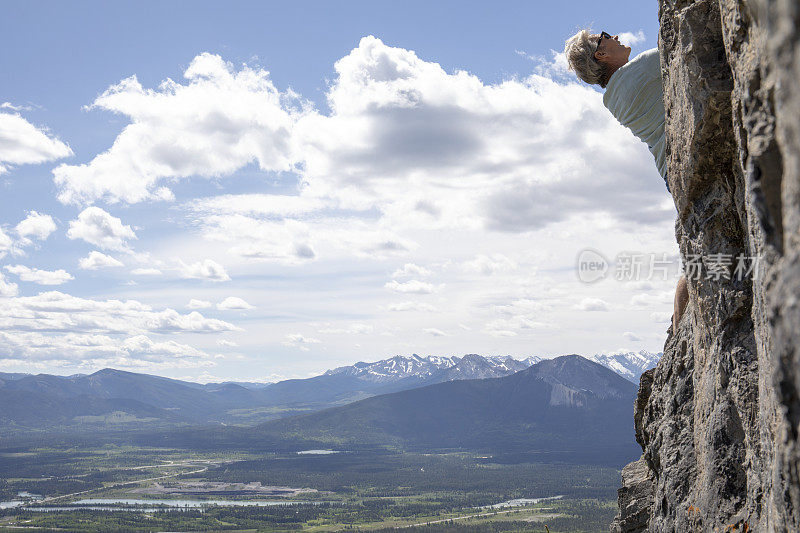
left=0, top=0, right=679, bottom=383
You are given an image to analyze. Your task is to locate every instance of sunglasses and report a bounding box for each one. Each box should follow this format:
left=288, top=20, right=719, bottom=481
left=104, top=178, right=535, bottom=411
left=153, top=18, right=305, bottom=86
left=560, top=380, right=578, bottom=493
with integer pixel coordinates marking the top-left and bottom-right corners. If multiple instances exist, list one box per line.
left=595, top=31, right=612, bottom=57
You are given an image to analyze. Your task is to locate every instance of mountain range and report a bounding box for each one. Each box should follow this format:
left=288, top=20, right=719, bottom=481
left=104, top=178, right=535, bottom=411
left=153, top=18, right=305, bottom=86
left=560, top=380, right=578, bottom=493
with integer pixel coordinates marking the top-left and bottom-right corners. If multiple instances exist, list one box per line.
left=141, top=355, right=641, bottom=466
left=323, top=353, right=542, bottom=382
left=0, top=351, right=659, bottom=433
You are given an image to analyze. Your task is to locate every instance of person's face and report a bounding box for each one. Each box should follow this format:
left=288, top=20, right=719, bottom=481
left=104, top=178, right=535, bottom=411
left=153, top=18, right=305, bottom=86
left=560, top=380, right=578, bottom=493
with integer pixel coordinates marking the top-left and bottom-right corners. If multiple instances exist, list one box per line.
left=594, top=33, right=631, bottom=65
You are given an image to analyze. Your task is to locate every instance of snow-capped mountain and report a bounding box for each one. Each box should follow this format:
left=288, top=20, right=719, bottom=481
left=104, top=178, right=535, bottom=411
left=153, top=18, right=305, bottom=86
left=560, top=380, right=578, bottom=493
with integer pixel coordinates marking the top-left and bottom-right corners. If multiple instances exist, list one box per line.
left=587, top=350, right=662, bottom=383
left=324, top=354, right=542, bottom=384
left=436, top=354, right=542, bottom=381
left=324, top=351, right=658, bottom=386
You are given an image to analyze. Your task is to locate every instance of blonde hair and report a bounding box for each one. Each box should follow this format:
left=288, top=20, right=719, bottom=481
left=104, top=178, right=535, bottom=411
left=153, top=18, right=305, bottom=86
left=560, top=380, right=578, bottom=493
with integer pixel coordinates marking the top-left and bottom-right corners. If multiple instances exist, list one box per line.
left=564, top=29, right=609, bottom=88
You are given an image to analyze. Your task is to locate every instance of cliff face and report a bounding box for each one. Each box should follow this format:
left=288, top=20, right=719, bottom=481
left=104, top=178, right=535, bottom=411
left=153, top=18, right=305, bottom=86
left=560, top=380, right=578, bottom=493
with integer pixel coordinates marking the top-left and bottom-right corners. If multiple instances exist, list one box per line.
left=611, top=0, right=800, bottom=531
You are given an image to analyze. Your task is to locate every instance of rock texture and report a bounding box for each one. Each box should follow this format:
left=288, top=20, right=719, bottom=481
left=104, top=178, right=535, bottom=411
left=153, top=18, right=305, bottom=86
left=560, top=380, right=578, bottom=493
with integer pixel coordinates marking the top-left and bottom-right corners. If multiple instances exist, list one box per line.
left=612, top=0, right=800, bottom=531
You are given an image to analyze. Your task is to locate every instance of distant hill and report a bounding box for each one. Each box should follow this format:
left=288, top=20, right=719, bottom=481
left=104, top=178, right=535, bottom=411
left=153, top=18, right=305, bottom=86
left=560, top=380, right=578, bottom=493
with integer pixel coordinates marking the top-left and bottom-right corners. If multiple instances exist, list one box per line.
left=0, top=368, right=261, bottom=421
left=244, top=355, right=640, bottom=466
left=0, top=354, right=547, bottom=431
left=255, top=351, right=657, bottom=409
left=0, top=369, right=260, bottom=431
left=0, top=372, right=30, bottom=382
left=302, top=353, right=543, bottom=400
left=0, top=388, right=177, bottom=430
left=0, top=351, right=657, bottom=434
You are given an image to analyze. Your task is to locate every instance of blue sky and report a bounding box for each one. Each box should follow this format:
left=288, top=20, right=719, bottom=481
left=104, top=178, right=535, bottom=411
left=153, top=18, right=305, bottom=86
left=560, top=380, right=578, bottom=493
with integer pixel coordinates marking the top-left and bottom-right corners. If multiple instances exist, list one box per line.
left=0, top=1, right=676, bottom=382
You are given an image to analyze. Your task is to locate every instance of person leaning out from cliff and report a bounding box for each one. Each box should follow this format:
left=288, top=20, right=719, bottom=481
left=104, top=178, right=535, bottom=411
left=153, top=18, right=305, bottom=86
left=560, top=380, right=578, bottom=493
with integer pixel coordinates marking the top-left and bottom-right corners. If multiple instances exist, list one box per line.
left=563, top=29, right=689, bottom=336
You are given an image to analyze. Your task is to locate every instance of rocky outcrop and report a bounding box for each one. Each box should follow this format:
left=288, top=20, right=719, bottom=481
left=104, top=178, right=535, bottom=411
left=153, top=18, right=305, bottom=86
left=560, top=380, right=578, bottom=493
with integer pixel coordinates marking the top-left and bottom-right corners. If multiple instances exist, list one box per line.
left=610, top=369, right=655, bottom=532
left=612, top=0, right=800, bottom=531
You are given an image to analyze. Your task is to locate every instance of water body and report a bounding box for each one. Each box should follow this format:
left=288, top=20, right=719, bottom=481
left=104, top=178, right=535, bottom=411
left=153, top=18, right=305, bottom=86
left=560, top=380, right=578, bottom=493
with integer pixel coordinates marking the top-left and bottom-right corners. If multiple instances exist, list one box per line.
left=23, top=506, right=188, bottom=513
left=75, top=498, right=319, bottom=507
left=0, top=501, right=23, bottom=509
left=20, top=499, right=332, bottom=513
left=296, top=449, right=340, bottom=455
left=486, top=495, right=564, bottom=509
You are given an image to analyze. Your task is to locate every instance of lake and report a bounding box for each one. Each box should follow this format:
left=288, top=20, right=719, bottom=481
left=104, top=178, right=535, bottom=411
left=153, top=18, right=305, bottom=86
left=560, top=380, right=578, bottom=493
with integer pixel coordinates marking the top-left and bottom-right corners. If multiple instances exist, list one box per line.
left=18, top=498, right=333, bottom=513
left=486, top=495, right=564, bottom=509
left=0, top=501, right=23, bottom=509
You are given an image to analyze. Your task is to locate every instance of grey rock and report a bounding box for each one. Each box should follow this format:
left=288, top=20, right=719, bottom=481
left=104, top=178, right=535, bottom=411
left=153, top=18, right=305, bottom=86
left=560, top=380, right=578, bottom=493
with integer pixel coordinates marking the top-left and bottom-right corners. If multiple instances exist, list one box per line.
left=612, top=0, right=800, bottom=530
left=610, top=458, right=655, bottom=533
left=611, top=369, right=656, bottom=533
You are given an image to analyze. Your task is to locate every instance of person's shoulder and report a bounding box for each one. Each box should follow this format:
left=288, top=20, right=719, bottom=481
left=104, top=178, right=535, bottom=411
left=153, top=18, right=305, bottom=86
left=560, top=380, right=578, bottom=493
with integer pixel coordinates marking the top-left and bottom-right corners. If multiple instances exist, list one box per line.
left=603, top=48, right=659, bottom=107
left=628, top=48, right=660, bottom=68
left=630, top=47, right=659, bottom=66
left=608, top=48, right=658, bottom=87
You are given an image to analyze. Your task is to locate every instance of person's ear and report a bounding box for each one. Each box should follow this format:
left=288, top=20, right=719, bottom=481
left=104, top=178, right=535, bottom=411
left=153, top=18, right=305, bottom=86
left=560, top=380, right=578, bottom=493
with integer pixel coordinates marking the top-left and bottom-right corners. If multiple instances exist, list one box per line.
left=594, top=49, right=606, bottom=61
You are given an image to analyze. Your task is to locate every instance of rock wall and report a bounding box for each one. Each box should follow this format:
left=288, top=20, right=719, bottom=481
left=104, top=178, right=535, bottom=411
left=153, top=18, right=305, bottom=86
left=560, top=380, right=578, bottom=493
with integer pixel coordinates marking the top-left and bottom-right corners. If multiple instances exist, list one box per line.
left=612, top=0, right=800, bottom=531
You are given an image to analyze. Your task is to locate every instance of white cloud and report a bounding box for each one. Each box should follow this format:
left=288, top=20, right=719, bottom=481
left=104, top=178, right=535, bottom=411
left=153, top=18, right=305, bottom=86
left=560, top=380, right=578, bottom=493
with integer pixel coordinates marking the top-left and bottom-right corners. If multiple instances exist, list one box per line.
left=52, top=53, right=299, bottom=205
left=392, top=263, right=432, bottom=279
left=487, top=329, right=518, bottom=338
left=384, top=279, right=436, bottom=294
left=121, top=335, right=208, bottom=359
left=192, top=214, right=318, bottom=264
left=484, top=297, right=552, bottom=336
left=516, top=49, right=572, bottom=81
left=58, top=34, right=675, bottom=326
left=292, top=35, right=671, bottom=233
left=0, top=330, right=210, bottom=367
left=0, top=271, right=18, bottom=297
left=623, top=331, right=643, bottom=341
left=15, top=211, right=57, bottom=243
left=5, top=264, right=74, bottom=285
left=67, top=206, right=137, bottom=251
left=462, top=254, right=517, bottom=275
left=631, top=292, right=672, bottom=308
left=0, top=111, right=72, bottom=174
left=0, top=227, right=12, bottom=257
left=188, top=194, right=326, bottom=218
left=131, top=267, right=162, bottom=276
left=187, top=298, right=212, bottom=309
left=318, top=323, right=373, bottom=335
left=180, top=259, right=231, bottom=281
left=283, top=333, right=321, bottom=351
left=1, top=102, right=31, bottom=112
left=5, top=39, right=680, bottom=373
left=575, top=297, right=610, bottom=311
left=60, top=39, right=669, bottom=256
left=423, top=327, right=446, bottom=337
left=387, top=301, right=437, bottom=312
left=650, top=311, right=671, bottom=323
left=0, top=291, right=240, bottom=335
left=79, top=251, right=124, bottom=270
left=618, top=30, right=646, bottom=47
left=217, top=339, right=239, bottom=347
left=216, top=296, right=255, bottom=310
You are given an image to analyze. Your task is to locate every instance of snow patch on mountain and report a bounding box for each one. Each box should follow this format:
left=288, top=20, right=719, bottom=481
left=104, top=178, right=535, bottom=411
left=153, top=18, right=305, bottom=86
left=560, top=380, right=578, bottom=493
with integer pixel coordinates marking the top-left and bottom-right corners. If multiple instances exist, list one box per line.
left=322, top=351, right=658, bottom=386
left=324, top=354, right=542, bottom=383
left=587, top=350, right=661, bottom=383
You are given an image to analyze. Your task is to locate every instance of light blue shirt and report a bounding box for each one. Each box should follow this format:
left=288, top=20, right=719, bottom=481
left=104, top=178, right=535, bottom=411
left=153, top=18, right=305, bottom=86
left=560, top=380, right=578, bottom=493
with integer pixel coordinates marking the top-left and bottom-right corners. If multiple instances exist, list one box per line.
left=602, top=48, right=667, bottom=180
